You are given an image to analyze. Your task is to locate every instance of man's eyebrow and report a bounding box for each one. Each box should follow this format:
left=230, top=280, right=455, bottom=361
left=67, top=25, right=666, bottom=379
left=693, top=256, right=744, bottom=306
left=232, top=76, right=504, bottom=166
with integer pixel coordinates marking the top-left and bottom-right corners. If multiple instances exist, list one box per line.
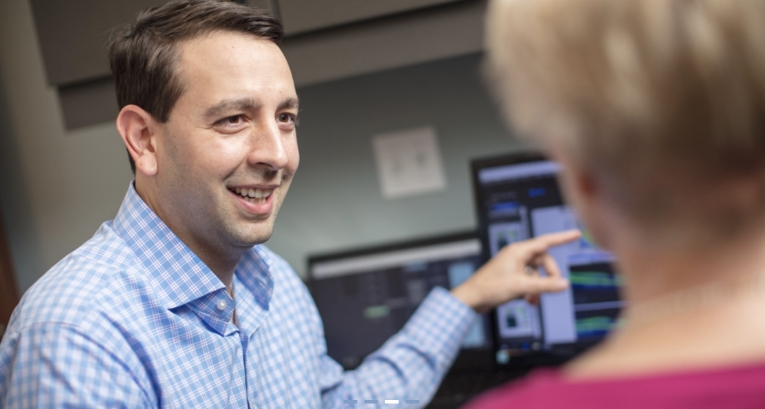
left=204, top=98, right=261, bottom=120
left=278, top=97, right=300, bottom=111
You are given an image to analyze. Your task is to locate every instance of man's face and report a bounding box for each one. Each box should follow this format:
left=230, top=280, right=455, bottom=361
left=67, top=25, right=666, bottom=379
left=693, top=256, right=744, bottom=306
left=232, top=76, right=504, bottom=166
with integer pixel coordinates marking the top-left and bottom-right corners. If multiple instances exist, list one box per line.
left=148, top=31, right=299, bottom=260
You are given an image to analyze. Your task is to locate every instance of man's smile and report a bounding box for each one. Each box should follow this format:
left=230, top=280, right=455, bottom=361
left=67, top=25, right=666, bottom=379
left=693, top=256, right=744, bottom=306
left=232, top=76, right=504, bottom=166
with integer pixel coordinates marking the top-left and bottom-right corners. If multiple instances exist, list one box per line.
left=227, top=185, right=278, bottom=215
left=231, top=186, right=273, bottom=203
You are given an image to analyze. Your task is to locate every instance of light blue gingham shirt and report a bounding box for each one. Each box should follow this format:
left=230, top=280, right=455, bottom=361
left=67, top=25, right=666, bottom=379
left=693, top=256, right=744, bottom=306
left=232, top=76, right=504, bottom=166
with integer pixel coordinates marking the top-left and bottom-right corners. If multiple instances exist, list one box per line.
left=0, top=184, right=477, bottom=408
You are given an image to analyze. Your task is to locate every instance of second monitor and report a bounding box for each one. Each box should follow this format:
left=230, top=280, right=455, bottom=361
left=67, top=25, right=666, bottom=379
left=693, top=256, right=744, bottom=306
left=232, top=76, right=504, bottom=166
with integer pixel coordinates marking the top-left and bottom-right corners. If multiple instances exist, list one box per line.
left=471, top=152, right=623, bottom=365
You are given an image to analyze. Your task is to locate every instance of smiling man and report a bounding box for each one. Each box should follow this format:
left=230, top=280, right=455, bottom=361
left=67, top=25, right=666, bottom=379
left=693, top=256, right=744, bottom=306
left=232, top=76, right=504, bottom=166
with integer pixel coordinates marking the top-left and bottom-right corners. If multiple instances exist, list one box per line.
left=120, top=29, right=300, bottom=290
left=0, top=1, right=578, bottom=407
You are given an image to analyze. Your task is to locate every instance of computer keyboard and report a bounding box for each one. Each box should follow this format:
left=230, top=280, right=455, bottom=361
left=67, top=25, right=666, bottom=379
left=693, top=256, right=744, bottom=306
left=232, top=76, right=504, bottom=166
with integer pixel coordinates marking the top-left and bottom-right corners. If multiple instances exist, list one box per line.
left=426, top=369, right=528, bottom=408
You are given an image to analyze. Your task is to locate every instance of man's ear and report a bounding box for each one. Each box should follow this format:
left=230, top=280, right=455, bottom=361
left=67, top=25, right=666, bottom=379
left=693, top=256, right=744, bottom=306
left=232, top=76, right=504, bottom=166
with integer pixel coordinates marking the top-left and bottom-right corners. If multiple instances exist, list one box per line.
left=116, top=105, right=159, bottom=176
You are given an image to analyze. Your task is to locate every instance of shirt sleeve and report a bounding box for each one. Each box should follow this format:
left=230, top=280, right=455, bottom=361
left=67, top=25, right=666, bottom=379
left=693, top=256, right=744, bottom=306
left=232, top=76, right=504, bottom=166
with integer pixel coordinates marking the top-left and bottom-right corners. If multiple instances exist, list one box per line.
left=319, top=286, right=478, bottom=408
left=0, top=323, right=153, bottom=409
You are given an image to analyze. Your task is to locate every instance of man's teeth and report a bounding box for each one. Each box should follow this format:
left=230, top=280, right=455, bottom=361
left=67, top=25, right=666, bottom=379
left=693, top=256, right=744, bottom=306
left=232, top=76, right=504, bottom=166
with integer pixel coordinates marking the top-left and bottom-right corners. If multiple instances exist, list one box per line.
left=233, top=187, right=273, bottom=202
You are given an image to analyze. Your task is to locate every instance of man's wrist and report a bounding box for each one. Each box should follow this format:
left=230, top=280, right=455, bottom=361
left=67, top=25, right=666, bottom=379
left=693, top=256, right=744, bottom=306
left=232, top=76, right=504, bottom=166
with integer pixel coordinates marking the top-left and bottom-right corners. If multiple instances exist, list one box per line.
left=451, top=283, right=488, bottom=314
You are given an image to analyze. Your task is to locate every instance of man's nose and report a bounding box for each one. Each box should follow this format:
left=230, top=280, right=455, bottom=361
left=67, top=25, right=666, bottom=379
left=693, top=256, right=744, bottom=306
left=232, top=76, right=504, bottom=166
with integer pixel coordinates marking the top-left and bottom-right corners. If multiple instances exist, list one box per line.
left=246, top=119, right=289, bottom=170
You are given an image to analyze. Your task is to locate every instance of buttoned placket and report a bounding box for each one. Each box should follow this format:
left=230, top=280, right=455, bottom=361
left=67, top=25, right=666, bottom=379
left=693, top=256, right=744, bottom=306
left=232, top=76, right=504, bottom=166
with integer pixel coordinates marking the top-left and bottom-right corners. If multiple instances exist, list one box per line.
left=231, top=284, right=253, bottom=408
left=222, top=285, right=255, bottom=409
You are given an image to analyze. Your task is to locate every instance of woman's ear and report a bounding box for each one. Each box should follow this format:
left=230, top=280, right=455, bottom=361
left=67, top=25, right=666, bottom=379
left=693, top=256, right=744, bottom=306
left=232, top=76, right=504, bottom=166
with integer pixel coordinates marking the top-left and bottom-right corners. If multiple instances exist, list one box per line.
left=116, top=105, right=159, bottom=176
left=546, top=146, right=597, bottom=208
left=547, top=145, right=613, bottom=250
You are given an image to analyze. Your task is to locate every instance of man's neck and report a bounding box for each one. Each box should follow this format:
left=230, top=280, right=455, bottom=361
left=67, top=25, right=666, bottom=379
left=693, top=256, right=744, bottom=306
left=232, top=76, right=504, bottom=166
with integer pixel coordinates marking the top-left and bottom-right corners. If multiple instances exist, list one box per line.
left=134, top=180, right=241, bottom=290
left=187, top=244, right=240, bottom=290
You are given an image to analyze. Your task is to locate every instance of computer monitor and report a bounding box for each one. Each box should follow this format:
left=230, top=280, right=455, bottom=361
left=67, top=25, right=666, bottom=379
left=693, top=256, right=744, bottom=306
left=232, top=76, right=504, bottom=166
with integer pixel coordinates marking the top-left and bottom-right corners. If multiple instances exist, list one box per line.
left=308, top=232, right=494, bottom=371
left=471, top=152, right=623, bottom=366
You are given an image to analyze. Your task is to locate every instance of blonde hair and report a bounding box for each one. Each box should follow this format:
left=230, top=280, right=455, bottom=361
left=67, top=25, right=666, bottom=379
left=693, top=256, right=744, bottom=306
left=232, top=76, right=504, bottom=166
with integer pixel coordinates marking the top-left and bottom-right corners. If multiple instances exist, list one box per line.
left=487, top=0, right=765, bottom=242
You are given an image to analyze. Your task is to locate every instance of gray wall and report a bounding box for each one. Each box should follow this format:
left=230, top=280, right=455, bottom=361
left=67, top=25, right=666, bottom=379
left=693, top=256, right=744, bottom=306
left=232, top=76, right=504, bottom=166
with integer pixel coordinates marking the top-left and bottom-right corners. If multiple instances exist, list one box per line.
left=0, top=0, right=525, bottom=293
left=268, top=54, right=526, bottom=277
left=0, top=0, right=133, bottom=293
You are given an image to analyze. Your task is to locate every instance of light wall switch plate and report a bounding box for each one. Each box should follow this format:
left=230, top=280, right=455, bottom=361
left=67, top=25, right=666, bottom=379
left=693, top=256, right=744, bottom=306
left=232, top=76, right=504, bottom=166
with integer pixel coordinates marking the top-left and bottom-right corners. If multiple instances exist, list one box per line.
left=372, top=126, right=447, bottom=199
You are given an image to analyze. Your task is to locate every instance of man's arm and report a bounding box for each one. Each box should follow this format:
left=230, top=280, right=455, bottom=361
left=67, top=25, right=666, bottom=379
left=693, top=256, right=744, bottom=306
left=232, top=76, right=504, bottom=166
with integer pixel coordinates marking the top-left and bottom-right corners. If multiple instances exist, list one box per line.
left=0, top=323, right=153, bottom=408
left=318, top=230, right=580, bottom=408
left=319, top=287, right=475, bottom=408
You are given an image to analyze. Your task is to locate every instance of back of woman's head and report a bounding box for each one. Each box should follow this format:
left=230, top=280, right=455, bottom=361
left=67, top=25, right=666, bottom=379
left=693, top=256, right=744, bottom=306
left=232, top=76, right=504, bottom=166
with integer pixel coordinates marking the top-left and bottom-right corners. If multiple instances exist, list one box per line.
left=486, top=0, right=765, bottom=245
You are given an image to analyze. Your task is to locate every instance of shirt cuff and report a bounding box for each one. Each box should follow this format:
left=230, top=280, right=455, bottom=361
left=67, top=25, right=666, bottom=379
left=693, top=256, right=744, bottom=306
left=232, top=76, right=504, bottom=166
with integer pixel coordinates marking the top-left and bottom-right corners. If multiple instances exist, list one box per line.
left=400, top=286, right=479, bottom=370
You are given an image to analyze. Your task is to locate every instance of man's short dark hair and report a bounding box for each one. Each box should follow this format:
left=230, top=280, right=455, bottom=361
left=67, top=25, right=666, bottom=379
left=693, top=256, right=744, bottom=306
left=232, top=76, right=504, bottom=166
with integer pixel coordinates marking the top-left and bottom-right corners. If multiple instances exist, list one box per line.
left=108, top=0, right=283, bottom=173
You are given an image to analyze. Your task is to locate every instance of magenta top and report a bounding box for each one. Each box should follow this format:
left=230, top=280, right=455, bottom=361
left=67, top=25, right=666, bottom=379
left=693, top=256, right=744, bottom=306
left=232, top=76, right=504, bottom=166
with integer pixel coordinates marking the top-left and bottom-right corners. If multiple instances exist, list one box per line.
left=464, top=362, right=765, bottom=409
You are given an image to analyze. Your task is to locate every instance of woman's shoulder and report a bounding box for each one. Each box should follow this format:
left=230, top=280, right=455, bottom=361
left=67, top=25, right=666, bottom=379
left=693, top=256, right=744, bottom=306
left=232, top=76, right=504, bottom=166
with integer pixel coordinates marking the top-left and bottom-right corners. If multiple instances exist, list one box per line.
left=464, top=369, right=580, bottom=409
left=464, top=362, right=765, bottom=409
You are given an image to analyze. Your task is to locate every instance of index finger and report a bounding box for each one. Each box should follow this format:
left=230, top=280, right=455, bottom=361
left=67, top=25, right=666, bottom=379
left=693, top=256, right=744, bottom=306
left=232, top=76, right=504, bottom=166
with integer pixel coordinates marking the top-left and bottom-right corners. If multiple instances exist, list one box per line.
left=515, top=230, right=581, bottom=259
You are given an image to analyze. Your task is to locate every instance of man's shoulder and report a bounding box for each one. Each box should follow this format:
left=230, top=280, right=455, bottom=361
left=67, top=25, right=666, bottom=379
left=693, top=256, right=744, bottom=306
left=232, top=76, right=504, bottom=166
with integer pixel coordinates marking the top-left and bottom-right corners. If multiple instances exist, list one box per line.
left=10, top=221, right=145, bottom=332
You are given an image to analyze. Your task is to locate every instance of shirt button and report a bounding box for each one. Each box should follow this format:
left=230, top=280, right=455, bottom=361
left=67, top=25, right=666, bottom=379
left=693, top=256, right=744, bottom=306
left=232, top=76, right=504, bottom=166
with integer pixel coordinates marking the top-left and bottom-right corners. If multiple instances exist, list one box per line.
left=216, top=300, right=227, bottom=311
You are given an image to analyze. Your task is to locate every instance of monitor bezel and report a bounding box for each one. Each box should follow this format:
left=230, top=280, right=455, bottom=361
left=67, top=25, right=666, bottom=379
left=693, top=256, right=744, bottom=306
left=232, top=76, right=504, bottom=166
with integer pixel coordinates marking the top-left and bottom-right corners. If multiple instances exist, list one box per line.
left=307, top=231, right=496, bottom=373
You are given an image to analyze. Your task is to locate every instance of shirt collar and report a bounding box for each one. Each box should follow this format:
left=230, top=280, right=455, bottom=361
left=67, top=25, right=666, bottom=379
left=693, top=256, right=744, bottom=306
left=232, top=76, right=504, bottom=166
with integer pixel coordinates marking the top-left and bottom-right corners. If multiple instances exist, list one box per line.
left=231, top=248, right=275, bottom=337
left=113, top=182, right=226, bottom=310
left=236, top=247, right=275, bottom=312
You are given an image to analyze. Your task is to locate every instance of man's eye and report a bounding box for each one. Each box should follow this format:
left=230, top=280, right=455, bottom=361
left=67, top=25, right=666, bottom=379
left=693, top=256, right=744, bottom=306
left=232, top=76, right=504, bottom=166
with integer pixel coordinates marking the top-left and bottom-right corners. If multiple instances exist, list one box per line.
left=213, top=115, right=248, bottom=132
left=220, top=115, right=244, bottom=126
left=278, top=113, right=297, bottom=125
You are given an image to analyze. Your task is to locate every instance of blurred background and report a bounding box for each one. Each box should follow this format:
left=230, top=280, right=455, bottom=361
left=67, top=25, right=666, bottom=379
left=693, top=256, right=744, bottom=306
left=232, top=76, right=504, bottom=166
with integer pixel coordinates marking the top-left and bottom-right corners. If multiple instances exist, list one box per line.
left=0, top=0, right=527, bottom=330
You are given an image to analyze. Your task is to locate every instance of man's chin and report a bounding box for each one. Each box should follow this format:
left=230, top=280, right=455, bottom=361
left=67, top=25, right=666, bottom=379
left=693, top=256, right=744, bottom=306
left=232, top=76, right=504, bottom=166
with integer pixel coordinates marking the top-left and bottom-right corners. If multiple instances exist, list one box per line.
left=225, top=216, right=277, bottom=248
left=233, top=228, right=274, bottom=248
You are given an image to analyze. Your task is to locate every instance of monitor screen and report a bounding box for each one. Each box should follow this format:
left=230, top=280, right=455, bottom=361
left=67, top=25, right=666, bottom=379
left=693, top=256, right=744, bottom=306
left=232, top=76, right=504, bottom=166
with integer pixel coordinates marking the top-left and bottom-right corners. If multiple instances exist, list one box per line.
left=308, top=233, right=492, bottom=370
left=471, top=152, right=623, bottom=365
